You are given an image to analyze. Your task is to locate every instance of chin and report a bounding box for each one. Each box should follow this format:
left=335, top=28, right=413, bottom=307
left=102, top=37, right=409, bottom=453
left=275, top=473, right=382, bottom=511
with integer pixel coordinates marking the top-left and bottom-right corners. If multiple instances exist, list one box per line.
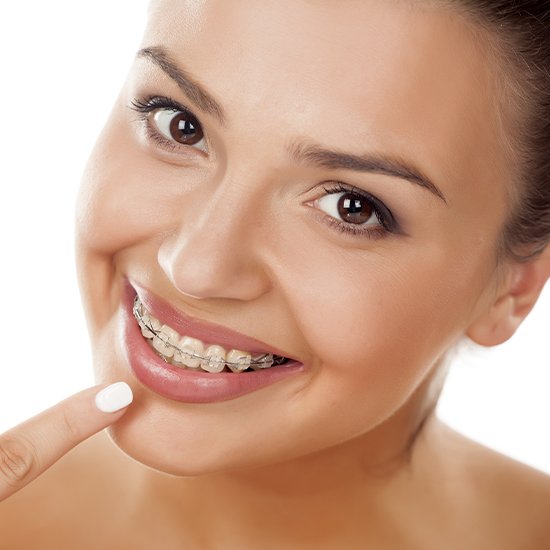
left=105, top=425, right=224, bottom=477
left=103, top=411, right=286, bottom=477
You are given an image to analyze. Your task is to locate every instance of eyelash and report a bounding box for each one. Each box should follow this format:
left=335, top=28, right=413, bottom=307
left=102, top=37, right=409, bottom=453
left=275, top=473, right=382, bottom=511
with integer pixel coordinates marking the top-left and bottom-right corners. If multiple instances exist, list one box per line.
left=129, top=95, right=397, bottom=240
left=129, top=95, right=200, bottom=153
left=319, top=183, right=396, bottom=239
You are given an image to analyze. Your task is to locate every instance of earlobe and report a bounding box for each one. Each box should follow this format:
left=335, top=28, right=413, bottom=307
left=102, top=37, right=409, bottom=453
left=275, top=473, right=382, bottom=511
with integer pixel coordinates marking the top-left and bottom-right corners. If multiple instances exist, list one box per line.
left=466, top=246, right=550, bottom=347
left=466, top=294, right=519, bottom=346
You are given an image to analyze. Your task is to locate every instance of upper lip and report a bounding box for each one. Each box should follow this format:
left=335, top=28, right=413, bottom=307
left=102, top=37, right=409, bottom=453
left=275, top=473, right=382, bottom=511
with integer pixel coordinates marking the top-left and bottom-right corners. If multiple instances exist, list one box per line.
left=128, top=279, right=296, bottom=360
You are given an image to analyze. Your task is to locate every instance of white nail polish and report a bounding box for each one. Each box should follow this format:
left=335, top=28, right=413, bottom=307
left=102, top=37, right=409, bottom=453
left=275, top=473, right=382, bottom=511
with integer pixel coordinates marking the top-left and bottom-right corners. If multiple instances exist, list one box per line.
left=95, top=382, right=133, bottom=413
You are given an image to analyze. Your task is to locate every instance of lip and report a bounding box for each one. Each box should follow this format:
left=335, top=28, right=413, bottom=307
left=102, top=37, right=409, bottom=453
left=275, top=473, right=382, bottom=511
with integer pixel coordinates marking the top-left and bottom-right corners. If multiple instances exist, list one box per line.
left=120, top=279, right=305, bottom=403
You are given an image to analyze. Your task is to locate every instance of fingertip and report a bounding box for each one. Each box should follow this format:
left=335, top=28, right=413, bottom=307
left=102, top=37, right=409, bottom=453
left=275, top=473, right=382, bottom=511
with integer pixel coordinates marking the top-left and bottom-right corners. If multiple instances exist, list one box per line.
left=94, top=382, right=134, bottom=413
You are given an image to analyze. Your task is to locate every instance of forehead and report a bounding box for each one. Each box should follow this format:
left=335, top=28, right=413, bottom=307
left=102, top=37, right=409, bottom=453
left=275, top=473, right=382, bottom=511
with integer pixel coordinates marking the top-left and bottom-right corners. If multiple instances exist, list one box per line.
left=143, top=0, right=509, bottom=202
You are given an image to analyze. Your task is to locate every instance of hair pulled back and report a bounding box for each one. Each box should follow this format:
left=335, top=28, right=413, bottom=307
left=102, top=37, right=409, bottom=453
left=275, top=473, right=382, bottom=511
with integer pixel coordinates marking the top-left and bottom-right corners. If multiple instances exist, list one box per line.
left=451, top=1, right=550, bottom=261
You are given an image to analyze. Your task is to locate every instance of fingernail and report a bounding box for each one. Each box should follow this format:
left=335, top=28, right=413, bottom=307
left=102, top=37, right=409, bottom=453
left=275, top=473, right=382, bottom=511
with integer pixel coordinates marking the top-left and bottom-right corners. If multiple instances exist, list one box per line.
left=95, top=382, right=133, bottom=413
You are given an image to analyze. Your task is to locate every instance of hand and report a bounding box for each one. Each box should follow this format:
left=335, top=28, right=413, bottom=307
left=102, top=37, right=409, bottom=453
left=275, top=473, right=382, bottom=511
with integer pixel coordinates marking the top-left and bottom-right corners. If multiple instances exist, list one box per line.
left=0, top=382, right=133, bottom=501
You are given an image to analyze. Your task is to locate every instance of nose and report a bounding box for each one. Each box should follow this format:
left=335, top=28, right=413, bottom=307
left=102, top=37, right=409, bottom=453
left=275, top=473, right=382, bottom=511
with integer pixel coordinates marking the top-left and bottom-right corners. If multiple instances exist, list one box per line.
left=158, top=179, right=273, bottom=301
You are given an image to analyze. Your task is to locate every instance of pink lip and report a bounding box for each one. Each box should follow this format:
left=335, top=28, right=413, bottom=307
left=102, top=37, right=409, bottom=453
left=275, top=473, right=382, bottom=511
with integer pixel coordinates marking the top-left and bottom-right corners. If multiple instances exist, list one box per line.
left=120, top=279, right=305, bottom=403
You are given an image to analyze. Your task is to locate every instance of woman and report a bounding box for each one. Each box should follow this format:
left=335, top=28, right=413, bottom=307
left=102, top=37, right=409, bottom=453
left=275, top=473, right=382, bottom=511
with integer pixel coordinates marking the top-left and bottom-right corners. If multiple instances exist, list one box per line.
left=1, top=0, right=549, bottom=547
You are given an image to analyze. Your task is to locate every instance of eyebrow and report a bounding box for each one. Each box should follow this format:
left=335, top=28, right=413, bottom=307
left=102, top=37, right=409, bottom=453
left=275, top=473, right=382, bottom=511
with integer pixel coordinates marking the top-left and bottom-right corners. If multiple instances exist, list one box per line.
left=288, top=141, right=447, bottom=203
left=137, top=46, right=227, bottom=126
left=137, top=45, right=446, bottom=204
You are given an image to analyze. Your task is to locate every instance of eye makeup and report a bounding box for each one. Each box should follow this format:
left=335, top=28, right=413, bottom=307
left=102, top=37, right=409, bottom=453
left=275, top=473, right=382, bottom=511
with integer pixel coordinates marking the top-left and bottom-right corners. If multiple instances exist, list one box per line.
left=130, top=95, right=208, bottom=154
left=129, top=94, right=399, bottom=241
left=316, top=182, right=398, bottom=240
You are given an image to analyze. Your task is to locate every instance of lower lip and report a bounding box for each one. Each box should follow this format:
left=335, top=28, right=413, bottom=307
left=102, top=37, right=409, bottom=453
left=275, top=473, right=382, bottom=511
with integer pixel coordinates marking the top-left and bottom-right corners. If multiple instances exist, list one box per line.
left=120, top=285, right=305, bottom=403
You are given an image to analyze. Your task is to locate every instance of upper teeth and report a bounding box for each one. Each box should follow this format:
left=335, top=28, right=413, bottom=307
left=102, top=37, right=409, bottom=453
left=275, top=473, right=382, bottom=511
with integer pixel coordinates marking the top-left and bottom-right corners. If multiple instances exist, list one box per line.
left=133, top=296, right=286, bottom=373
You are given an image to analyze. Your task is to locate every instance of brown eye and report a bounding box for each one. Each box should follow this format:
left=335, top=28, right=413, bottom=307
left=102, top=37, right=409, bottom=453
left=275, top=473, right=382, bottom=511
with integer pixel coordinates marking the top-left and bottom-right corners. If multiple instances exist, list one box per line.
left=337, top=193, right=374, bottom=224
left=169, top=112, right=203, bottom=145
left=153, top=109, right=206, bottom=149
left=316, top=189, right=380, bottom=229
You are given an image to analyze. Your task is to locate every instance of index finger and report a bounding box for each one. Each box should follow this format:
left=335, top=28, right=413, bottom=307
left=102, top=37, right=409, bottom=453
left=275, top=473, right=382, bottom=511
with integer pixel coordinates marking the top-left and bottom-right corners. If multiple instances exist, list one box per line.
left=0, top=382, right=133, bottom=501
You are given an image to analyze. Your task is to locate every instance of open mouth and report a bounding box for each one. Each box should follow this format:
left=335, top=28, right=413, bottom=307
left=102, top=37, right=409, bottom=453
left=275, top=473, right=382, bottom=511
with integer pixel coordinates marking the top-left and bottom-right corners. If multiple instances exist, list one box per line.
left=133, top=296, right=291, bottom=374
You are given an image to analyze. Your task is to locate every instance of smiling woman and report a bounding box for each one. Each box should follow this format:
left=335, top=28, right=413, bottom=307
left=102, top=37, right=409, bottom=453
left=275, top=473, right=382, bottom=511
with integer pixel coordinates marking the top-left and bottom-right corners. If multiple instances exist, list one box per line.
left=0, top=1, right=549, bottom=548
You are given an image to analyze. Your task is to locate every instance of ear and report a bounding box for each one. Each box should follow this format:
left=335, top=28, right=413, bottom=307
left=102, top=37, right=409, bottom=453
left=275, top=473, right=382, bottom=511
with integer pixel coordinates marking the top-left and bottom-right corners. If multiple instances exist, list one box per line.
left=466, top=245, right=550, bottom=347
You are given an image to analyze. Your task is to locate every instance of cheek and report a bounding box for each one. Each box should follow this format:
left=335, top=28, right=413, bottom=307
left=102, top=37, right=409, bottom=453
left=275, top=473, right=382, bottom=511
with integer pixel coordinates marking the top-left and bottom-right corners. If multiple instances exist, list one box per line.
left=277, top=239, right=487, bottom=409
left=75, top=106, right=171, bottom=334
left=76, top=102, right=198, bottom=256
left=76, top=118, right=152, bottom=254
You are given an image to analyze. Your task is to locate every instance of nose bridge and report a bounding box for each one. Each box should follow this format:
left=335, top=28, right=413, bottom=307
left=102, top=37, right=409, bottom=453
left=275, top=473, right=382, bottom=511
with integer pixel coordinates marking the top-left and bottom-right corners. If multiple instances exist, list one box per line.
left=207, top=168, right=265, bottom=233
left=158, top=167, right=272, bottom=300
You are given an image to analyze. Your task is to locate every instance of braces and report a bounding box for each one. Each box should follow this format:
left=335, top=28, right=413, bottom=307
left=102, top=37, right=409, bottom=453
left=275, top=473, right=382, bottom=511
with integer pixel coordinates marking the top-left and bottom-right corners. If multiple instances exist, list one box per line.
left=132, top=296, right=287, bottom=369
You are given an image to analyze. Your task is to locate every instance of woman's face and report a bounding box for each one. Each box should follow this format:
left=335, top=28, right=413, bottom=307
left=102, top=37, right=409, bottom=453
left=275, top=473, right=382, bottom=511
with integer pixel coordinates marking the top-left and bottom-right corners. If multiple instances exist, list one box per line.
left=76, top=0, right=512, bottom=474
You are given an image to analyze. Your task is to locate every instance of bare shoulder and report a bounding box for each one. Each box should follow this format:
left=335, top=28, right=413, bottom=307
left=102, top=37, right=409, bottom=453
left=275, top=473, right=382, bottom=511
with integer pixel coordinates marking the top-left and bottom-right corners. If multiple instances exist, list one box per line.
left=428, top=419, right=550, bottom=549
left=0, top=431, right=135, bottom=549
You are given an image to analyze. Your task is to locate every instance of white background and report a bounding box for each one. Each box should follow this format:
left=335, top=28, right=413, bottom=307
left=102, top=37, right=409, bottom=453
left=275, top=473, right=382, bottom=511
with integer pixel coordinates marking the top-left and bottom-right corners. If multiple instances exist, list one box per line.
left=0, top=2, right=548, bottom=475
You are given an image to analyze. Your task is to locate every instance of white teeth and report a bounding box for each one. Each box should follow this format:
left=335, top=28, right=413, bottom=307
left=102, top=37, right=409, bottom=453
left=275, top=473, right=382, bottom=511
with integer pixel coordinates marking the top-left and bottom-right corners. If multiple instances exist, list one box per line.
left=133, top=297, right=287, bottom=373
left=152, top=326, right=173, bottom=358
left=160, top=324, right=180, bottom=342
left=152, top=335, right=173, bottom=357
left=152, top=325, right=179, bottom=358
left=134, top=302, right=152, bottom=337
left=149, top=315, right=162, bottom=332
left=201, top=345, right=227, bottom=373
left=141, top=324, right=155, bottom=339
left=175, top=336, right=205, bottom=369
left=138, top=311, right=155, bottom=338
left=226, top=349, right=252, bottom=373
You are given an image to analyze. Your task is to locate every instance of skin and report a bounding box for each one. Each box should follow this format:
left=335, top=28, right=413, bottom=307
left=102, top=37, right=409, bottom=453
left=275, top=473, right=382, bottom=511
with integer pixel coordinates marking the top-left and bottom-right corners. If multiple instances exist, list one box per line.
left=1, top=1, right=550, bottom=548
left=78, top=0, right=510, bottom=475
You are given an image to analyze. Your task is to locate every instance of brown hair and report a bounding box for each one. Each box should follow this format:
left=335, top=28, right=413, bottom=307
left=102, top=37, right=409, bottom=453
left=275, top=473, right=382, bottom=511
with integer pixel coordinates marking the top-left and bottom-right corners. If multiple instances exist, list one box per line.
left=450, top=1, right=550, bottom=261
